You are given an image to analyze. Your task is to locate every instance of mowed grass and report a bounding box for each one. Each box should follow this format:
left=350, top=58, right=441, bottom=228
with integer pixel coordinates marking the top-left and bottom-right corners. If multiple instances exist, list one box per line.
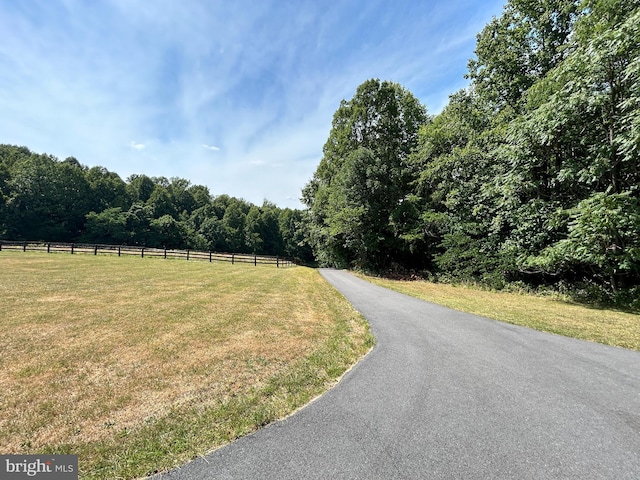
left=358, top=274, right=640, bottom=351
left=0, top=252, right=373, bottom=479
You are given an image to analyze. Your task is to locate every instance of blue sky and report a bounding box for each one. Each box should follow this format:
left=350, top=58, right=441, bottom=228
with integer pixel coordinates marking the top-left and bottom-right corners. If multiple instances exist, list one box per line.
left=0, top=0, right=505, bottom=208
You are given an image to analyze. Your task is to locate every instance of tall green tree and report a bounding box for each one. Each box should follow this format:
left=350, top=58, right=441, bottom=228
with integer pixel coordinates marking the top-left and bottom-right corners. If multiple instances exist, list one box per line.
left=85, top=166, right=129, bottom=212
left=82, top=207, right=129, bottom=244
left=198, top=216, right=227, bottom=251
left=303, top=79, right=428, bottom=269
left=147, top=185, right=177, bottom=219
left=279, top=208, right=314, bottom=262
left=411, top=89, right=505, bottom=282
left=244, top=205, right=264, bottom=254
left=168, top=177, right=196, bottom=216
left=126, top=174, right=155, bottom=203
left=222, top=200, right=248, bottom=252
left=124, top=202, right=155, bottom=246
left=5, top=153, right=91, bottom=241
left=258, top=201, right=285, bottom=256
left=188, top=184, right=212, bottom=210
left=467, top=0, right=579, bottom=115
left=411, top=0, right=584, bottom=285
left=517, top=2, right=640, bottom=292
left=0, top=162, right=9, bottom=238
left=150, top=214, right=189, bottom=249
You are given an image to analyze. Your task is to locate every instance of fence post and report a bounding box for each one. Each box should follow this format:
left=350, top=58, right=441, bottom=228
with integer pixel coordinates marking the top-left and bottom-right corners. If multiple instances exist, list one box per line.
left=164, top=248, right=167, bottom=259
left=187, top=250, right=190, bottom=261
left=47, top=243, right=50, bottom=253
left=232, top=254, right=234, bottom=265
left=94, top=245, right=98, bottom=255
left=71, top=244, right=74, bottom=254
left=0, top=241, right=2, bottom=251
left=277, top=257, right=279, bottom=268
left=209, top=251, right=212, bottom=262
left=24, top=242, right=27, bottom=252
left=254, top=255, right=257, bottom=266
left=141, top=248, right=144, bottom=258
left=118, top=246, right=121, bottom=257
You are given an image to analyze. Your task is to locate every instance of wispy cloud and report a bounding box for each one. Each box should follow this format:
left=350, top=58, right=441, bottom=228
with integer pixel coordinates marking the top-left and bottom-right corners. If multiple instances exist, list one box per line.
left=0, top=0, right=505, bottom=207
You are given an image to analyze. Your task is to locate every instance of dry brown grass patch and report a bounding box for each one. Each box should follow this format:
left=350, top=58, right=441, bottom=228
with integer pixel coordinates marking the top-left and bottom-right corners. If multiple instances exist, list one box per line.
left=0, top=252, right=367, bottom=463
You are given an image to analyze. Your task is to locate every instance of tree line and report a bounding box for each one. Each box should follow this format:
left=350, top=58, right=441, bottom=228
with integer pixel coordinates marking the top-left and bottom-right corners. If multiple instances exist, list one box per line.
left=303, top=0, right=640, bottom=306
left=0, top=145, right=313, bottom=262
left=1, top=0, right=638, bottom=306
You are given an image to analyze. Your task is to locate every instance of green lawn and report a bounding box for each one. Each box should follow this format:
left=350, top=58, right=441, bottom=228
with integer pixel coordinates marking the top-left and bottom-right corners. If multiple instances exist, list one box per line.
left=0, top=252, right=373, bottom=479
left=358, top=273, right=640, bottom=351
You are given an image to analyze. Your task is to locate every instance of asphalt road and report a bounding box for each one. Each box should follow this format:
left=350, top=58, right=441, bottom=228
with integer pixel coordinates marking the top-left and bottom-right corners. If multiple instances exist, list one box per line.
left=157, top=269, right=640, bottom=479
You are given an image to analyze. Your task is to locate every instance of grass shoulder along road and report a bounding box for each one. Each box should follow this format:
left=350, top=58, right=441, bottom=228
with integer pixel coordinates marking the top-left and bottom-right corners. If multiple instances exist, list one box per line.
left=357, top=273, right=639, bottom=351
left=0, top=252, right=373, bottom=479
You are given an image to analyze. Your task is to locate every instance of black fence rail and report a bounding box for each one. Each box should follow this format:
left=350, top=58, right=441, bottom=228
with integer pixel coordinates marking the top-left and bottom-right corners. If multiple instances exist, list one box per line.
left=0, top=241, right=296, bottom=267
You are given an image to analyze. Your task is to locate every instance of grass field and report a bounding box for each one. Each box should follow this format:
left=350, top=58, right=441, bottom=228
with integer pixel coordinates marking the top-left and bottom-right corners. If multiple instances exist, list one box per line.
left=358, top=274, right=640, bottom=351
left=0, top=252, right=373, bottom=479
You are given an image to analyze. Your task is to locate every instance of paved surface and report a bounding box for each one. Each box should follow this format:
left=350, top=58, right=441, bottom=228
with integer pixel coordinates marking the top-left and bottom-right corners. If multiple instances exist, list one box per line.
left=157, top=269, right=640, bottom=479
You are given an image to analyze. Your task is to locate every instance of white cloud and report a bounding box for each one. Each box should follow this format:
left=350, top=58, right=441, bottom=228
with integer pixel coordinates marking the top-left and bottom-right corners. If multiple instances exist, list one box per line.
left=0, top=0, right=506, bottom=208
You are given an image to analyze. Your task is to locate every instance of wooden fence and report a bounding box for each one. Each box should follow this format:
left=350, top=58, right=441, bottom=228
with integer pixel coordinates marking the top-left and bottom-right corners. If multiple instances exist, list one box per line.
left=0, top=241, right=296, bottom=267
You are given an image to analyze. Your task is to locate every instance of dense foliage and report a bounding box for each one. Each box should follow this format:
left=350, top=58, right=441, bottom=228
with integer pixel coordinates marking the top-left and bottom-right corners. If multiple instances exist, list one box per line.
left=2, top=0, right=638, bottom=304
left=304, top=0, right=640, bottom=304
left=302, top=79, right=428, bottom=269
left=0, top=145, right=313, bottom=263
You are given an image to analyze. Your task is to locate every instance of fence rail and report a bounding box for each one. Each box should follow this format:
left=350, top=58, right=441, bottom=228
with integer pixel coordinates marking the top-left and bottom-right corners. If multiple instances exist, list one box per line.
left=0, top=241, right=296, bottom=267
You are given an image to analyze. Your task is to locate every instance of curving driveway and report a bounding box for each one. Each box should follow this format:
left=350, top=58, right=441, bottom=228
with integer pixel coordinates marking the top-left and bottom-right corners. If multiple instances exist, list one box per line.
left=157, top=269, right=640, bottom=479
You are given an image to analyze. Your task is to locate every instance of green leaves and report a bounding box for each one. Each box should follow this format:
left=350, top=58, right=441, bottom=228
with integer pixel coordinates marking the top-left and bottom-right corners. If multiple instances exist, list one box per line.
left=4, top=150, right=92, bottom=240
left=404, top=0, right=640, bottom=298
left=2, top=0, right=639, bottom=301
left=528, top=191, right=640, bottom=289
left=304, top=80, right=428, bottom=270
left=0, top=144, right=313, bottom=261
left=468, top=0, right=579, bottom=114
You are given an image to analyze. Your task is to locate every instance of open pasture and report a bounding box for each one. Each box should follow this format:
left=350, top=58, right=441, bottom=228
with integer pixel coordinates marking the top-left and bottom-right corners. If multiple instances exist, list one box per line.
left=0, top=252, right=372, bottom=478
